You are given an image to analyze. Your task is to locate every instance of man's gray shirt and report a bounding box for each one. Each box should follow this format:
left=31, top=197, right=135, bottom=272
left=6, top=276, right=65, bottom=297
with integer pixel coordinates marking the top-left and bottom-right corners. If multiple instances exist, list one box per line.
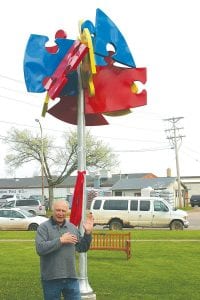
left=35, top=218, right=92, bottom=280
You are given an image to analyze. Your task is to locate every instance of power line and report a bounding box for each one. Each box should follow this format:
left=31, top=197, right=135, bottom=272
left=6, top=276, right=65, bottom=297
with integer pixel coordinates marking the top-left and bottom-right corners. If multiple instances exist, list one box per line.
left=0, top=74, right=23, bottom=84
left=92, top=133, right=168, bottom=144
left=0, top=86, right=38, bottom=99
left=113, top=147, right=172, bottom=152
left=181, top=148, right=200, bottom=164
left=184, top=146, right=200, bottom=156
left=0, top=120, right=67, bottom=134
left=0, top=94, right=40, bottom=107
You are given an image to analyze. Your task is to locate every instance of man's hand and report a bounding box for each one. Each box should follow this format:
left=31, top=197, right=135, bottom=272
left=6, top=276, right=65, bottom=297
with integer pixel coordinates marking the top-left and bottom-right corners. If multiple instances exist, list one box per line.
left=60, top=232, right=78, bottom=244
left=83, top=213, right=94, bottom=234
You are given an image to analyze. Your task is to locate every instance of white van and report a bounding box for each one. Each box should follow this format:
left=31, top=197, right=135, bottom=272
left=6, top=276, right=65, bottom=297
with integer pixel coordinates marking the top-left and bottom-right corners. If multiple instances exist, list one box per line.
left=90, top=196, right=189, bottom=230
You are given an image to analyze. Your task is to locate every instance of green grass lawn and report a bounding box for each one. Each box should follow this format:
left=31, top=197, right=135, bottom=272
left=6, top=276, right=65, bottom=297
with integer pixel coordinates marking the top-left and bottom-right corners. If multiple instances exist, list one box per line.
left=0, top=230, right=200, bottom=299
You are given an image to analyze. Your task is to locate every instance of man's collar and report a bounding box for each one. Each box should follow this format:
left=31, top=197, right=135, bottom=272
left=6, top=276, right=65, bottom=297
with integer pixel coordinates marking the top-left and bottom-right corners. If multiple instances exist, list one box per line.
left=50, top=216, right=66, bottom=227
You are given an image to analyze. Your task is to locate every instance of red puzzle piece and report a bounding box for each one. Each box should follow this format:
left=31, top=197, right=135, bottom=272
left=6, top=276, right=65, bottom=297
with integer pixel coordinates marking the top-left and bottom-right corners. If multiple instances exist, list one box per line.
left=47, top=95, right=109, bottom=126
left=84, top=64, right=147, bottom=114
left=43, top=40, right=88, bottom=99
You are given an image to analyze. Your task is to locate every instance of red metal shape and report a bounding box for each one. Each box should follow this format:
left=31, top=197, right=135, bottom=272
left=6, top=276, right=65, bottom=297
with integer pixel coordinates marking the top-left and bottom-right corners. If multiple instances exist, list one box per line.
left=84, top=64, right=147, bottom=114
left=47, top=95, right=108, bottom=126
left=43, top=40, right=88, bottom=99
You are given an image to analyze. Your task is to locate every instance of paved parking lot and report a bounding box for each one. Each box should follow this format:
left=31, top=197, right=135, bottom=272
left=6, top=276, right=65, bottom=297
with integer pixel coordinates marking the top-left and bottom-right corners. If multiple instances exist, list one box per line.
left=187, top=207, right=200, bottom=230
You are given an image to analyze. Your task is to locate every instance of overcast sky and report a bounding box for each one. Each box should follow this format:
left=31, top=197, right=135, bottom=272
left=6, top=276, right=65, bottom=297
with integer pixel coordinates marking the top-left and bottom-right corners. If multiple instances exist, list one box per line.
left=0, top=0, right=200, bottom=178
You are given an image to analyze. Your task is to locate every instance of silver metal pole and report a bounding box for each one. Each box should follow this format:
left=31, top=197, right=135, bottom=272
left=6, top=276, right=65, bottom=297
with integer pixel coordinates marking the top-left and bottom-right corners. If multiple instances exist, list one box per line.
left=77, top=68, right=96, bottom=300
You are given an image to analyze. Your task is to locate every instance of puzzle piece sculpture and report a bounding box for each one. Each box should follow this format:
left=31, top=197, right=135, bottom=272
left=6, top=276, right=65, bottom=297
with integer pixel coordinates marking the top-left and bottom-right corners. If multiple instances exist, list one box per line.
left=23, top=8, right=147, bottom=125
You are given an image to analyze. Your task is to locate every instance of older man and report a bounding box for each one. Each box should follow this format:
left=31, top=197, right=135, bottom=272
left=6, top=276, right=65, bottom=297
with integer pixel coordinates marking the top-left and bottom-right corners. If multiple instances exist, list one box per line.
left=35, top=200, right=94, bottom=300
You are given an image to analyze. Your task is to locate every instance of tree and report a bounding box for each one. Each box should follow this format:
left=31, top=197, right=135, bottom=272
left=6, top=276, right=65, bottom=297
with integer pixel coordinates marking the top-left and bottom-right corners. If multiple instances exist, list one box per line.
left=4, top=127, right=118, bottom=208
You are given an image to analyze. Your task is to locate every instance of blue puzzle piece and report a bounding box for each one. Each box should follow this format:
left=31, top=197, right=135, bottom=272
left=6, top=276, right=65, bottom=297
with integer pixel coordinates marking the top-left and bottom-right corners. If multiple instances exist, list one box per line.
left=82, top=9, right=136, bottom=67
left=23, top=34, right=74, bottom=92
left=95, top=9, right=136, bottom=67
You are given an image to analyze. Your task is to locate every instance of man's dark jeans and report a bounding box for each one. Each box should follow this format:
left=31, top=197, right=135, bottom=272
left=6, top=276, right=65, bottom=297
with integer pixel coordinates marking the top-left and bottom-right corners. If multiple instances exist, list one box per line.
left=42, top=278, right=81, bottom=300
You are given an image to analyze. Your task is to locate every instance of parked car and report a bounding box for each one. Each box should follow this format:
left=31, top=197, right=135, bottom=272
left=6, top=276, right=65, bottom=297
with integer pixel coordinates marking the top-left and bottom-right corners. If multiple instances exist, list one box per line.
left=0, top=198, right=7, bottom=207
left=0, top=194, right=25, bottom=200
left=90, top=196, right=189, bottom=230
left=29, top=195, right=49, bottom=210
left=0, top=208, right=47, bottom=231
left=190, top=195, right=200, bottom=207
left=2, top=199, right=46, bottom=216
left=0, top=194, right=25, bottom=207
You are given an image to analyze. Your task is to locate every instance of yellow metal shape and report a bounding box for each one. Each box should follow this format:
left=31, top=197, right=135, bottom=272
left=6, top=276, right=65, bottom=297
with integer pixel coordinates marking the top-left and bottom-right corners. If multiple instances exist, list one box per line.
left=41, top=93, right=50, bottom=117
left=79, top=23, right=96, bottom=96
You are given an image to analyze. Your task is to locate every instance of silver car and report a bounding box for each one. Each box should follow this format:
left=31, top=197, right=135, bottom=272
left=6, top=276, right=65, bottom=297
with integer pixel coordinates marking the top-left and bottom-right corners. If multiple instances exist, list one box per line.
left=0, top=208, right=47, bottom=230
left=2, top=199, right=46, bottom=216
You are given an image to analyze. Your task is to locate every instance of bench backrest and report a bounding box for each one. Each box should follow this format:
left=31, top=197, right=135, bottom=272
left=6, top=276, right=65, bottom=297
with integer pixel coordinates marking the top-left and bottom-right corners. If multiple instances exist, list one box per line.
left=91, top=232, right=131, bottom=250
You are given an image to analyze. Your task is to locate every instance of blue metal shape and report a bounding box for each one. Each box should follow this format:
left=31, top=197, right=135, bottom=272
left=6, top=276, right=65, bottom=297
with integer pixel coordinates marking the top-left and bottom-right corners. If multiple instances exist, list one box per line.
left=23, top=34, right=74, bottom=92
left=82, top=9, right=136, bottom=67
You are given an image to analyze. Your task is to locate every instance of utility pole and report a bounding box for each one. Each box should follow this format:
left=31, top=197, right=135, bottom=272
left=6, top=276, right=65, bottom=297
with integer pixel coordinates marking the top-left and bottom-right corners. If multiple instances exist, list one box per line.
left=35, top=119, right=45, bottom=206
left=164, top=117, right=185, bottom=208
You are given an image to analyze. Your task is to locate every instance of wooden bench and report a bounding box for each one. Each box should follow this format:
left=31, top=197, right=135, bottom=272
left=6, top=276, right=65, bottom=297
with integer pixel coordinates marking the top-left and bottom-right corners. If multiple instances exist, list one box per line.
left=90, top=232, right=131, bottom=259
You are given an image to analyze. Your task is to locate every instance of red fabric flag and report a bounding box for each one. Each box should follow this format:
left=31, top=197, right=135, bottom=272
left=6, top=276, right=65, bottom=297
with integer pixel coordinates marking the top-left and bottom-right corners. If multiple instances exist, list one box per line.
left=70, top=171, right=86, bottom=226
